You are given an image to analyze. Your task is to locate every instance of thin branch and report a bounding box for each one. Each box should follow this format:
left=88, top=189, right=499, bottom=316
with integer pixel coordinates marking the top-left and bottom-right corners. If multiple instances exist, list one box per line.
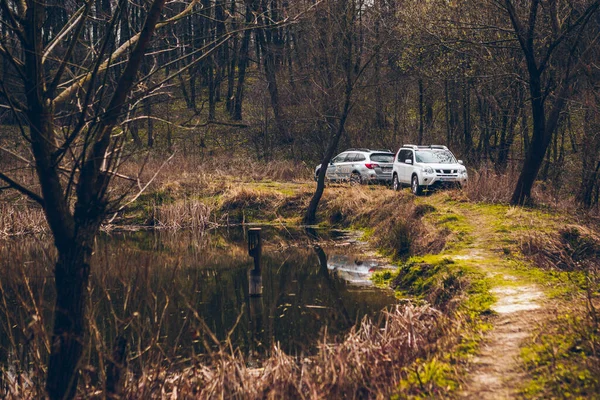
left=122, top=114, right=250, bottom=129
left=0, top=0, right=25, bottom=43
left=106, top=152, right=175, bottom=222
left=539, top=1, right=600, bottom=73
left=0, top=172, right=45, bottom=206
left=53, top=0, right=201, bottom=107
left=42, top=2, right=87, bottom=64
left=46, top=0, right=93, bottom=96
left=0, top=39, right=25, bottom=80
left=0, top=146, right=35, bottom=166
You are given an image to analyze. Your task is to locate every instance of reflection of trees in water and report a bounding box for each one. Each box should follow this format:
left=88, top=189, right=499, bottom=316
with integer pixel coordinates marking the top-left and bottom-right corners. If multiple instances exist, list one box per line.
left=0, top=230, right=394, bottom=373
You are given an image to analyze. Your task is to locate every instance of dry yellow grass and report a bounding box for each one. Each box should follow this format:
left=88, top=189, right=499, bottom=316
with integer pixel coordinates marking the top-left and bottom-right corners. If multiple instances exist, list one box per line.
left=0, top=203, right=48, bottom=238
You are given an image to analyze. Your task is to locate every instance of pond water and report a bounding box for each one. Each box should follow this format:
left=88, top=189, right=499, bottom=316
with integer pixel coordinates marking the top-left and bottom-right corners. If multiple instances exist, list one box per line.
left=0, top=226, right=397, bottom=371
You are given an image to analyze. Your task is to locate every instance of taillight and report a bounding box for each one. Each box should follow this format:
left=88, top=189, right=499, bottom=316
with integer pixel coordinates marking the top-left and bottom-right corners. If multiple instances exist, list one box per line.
left=365, top=163, right=379, bottom=169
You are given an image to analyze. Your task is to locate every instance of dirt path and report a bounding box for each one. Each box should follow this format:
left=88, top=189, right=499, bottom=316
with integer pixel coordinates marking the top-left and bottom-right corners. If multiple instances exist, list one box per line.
left=450, top=208, right=547, bottom=399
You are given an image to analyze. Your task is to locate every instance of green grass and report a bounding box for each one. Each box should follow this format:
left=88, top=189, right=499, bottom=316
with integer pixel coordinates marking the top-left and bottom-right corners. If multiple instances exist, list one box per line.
left=520, top=311, right=600, bottom=399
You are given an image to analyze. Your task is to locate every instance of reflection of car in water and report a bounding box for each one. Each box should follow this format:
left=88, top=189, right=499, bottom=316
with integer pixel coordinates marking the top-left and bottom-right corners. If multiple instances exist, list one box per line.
left=326, top=254, right=393, bottom=285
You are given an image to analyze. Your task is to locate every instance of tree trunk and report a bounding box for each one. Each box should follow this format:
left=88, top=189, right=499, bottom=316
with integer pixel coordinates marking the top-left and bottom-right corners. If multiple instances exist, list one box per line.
left=232, top=6, right=252, bottom=120
left=46, top=243, right=92, bottom=400
left=462, top=79, right=472, bottom=159
left=418, top=78, right=424, bottom=145
left=225, top=0, right=238, bottom=113
left=510, top=70, right=567, bottom=205
left=304, top=87, right=353, bottom=224
left=511, top=92, right=547, bottom=204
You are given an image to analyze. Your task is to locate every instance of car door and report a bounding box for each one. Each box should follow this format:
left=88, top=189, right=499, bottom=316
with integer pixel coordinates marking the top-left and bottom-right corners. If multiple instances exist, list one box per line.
left=399, top=150, right=415, bottom=183
left=328, top=153, right=346, bottom=181
left=395, top=150, right=408, bottom=183
left=338, top=152, right=356, bottom=181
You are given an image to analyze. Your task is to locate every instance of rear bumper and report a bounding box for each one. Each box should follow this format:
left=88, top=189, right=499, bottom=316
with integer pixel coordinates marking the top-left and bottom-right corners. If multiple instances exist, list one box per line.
left=363, top=171, right=392, bottom=182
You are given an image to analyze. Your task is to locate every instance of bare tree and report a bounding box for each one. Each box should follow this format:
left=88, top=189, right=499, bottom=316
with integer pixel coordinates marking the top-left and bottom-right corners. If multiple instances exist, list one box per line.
left=303, top=0, right=380, bottom=224
left=501, top=0, right=600, bottom=205
left=0, top=0, right=191, bottom=397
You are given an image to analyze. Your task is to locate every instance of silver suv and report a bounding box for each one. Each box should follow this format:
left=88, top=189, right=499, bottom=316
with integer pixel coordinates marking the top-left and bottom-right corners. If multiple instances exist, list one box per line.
left=392, top=145, right=467, bottom=195
left=314, top=149, right=395, bottom=184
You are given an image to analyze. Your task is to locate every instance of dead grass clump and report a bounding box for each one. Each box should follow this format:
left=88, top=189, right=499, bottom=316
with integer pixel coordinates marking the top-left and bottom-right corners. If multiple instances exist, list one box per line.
left=154, top=199, right=213, bottom=231
left=318, top=186, right=449, bottom=258
left=275, top=189, right=313, bottom=218
left=464, top=164, right=517, bottom=203
left=220, top=187, right=285, bottom=223
left=0, top=203, right=48, bottom=238
left=120, top=303, right=442, bottom=399
left=379, top=219, right=414, bottom=258
left=413, top=203, right=436, bottom=218
left=257, top=160, right=309, bottom=181
left=143, top=153, right=311, bottom=187
left=321, top=185, right=376, bottom=225
left=373, top=200, right=447, bottom=259
left=520, top=224, right=600, bottom=271
left=2, top=302, right=443, bottom=399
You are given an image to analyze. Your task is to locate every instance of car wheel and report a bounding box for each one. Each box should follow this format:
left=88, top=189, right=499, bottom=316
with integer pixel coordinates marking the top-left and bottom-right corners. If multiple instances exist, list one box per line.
left=350, top=172, right=362, bottom=185
left=392, top=174, right=401, bottom=191
left=411, top=174, right=422, bottom=196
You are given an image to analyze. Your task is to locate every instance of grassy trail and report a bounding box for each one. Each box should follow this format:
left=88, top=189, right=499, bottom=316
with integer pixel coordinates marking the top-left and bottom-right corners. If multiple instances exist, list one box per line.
left=452, top=206, right=546, bottom=398
left=417, top=197, right=551, bottom=398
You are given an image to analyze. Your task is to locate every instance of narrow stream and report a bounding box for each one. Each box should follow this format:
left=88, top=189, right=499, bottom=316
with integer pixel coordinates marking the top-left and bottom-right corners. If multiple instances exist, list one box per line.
left=0, top=226, right=397, bottom=372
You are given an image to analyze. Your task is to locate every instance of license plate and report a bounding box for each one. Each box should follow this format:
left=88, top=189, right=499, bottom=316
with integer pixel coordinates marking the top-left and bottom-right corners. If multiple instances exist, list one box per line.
left=440, top=177, right=456, bottom=181
left=382, top=167, right=391, bottom=171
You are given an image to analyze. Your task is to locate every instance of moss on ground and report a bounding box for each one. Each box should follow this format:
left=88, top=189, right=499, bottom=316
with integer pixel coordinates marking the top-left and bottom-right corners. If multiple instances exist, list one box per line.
left=520, top=310, right=600, bottom=399
left=373, top=253, right=495, bottom=398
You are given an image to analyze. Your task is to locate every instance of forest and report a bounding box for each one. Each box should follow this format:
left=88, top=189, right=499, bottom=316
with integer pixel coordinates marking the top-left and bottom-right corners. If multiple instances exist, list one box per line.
left=0, top=0, right=599, bottom=399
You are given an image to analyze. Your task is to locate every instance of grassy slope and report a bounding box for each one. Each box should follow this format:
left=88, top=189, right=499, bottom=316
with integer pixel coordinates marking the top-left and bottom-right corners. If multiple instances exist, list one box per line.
left=379, top=192, right=598, bottom=398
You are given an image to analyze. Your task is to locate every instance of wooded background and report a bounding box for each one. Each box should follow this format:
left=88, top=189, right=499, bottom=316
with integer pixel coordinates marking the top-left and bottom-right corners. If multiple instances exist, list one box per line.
left=1, top=0, right=599, bottom=206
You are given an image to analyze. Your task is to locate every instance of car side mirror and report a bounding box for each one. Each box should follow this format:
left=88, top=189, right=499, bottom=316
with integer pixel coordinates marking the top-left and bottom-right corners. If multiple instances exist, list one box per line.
left=405, top=159, right=413, bottom=164
left=458, top=160, right=463, bottom=165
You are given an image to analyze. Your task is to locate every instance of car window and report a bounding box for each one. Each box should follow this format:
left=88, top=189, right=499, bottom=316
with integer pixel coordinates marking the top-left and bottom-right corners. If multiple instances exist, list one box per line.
left=355, top=153, right=366, bottom=162
left=331, top=154, right=346, bottom=164
left=399, top=149, right=413, bottom=163
left=370, top=153, right=393, bottom=163
left=397, top=150, right=407, bottom=162
left=415, top=150, right=457, bottom=164
left=345, top=153, right=358, bottom=162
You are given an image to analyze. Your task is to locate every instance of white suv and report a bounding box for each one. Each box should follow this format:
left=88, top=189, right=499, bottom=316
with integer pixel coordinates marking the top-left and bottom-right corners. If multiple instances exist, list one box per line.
left=391, top=145, right=467, bottom=195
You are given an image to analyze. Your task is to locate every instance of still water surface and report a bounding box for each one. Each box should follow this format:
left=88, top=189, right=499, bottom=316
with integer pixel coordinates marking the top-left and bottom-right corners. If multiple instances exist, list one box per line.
left=0, top=227, right=396, bottom=369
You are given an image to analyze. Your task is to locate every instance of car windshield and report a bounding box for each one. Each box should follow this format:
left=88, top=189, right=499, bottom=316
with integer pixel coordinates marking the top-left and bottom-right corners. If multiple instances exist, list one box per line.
left=415, top=150, right=457, bottom=164
left=370, top=153, right=394, bottom=163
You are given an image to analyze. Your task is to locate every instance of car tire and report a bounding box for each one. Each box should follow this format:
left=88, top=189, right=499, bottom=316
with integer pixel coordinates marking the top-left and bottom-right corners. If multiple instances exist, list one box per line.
left=350, top=172, right=362, bottom=185
left=392, top=174, right=401, bottom=191
left=411, top=174, right=423, bottom=196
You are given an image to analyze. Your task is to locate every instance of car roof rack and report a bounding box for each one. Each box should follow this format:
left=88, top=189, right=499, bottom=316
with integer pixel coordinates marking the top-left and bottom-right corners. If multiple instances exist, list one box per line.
left=403, top=144, right=448, bottom=150
left=345, top=148, right=393, bottom=153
